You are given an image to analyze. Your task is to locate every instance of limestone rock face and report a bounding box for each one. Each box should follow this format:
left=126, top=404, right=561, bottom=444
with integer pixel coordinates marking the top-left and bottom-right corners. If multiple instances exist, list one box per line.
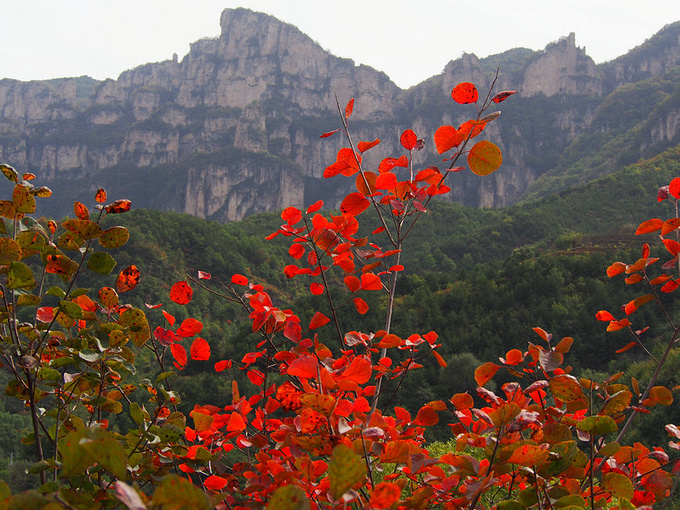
left=0, top=10, right=678, bottom=221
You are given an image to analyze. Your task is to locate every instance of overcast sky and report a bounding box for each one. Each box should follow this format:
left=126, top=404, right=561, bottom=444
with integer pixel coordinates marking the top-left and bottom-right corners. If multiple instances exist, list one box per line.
left=2, top=1, right=679, bottom=89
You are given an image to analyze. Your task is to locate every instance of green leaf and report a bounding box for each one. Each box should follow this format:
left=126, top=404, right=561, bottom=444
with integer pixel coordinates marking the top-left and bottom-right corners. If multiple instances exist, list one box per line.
left=267, top=485, right=311, bottom=510
left=328, top=443, right=367, bottom=500
left=16, top=294, right=41, bottom=307
left=81, top=437, right=128, bottom=479
left=57, top=230, right=85, bottom=251
left=120, top=308, right=150, bottom=347
left=153, top=475, right=211, bottom=510
left=549, top=374, right=583, bottom=402
left=59, top=430, right=93, bottom=477
left=0, top=238, right=22, bottom=264
left=78, top=349, right=101, bottom=362
left=554, top=495, right=586, bottom=508
left=13, top=184, right=36, bottom=213
left=577, top=415, right=617, bottom=436
left=58, top=300, right=83, bottom=320
left=17, top=231, right=46, bottom=259
left=46, top=286, right=66, bottom=298
left=99, top=226, right=130, bottom=249
left=87, top=252, right=117, bottom=275
left=603, top=472, right=634, bottom=500
left=37, top=368, right=62, bottom=381
left=130, top=402, right=145, bottom=426
left=496, top=502, right=526, bottom=510
left=61, top=219, right=102, bottom=240
left=8, top=261, right=35, bottom=289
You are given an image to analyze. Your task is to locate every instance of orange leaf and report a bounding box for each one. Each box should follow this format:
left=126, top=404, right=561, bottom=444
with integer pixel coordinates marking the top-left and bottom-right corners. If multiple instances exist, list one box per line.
left=607, top=319, right=631, bottom=331
left=432, top=350, right=447, bottom=367
left=434, top=125, right=464, bottom=154
left=73, top=201, right=89, bottom=220
left=190, top=337, right=211, bottom=361
left=361, top=273, right=382, bottom=291
left=468, top=140, right=502, bottom=176
left=506, top=444, right=550, bottom=466
left=413, top=405, right=439, bottom=426
left=95, top=188, right=107, bottom=203
left=356, top=171, right=377, bottom=195
left=170, top=281, right=193, bottom=305
left=663, top=238, right=680, bottom=257
left=606, top=262, right=627, bottom=277
left=636, top=218, right=663, bottom=235
left=105, top=199, right=131, bottom=214
left=370, top=482, right=402, bottom=510
left=451, top=82, right=478, bottom=104
left=353, top=297, right=369, bottom=314
left=662, top=218, right=680, bottom=236
left=358, top=138, right=380, bottom=152
left=450, top=393, right=474, bottom=410
left=475, top=362, right=499, bottom=386
left=226, top=412, right=247, bottom=432
left=116, top=265, right=140, bottom=293
left=502, top=349, right=523, bottom=366
left=596, top=310, right=616, bottom=322
left=309, top=311, right=330, bottom=330
left=340, top=192, right=370, bottom=217
left=320, top=128, right=340, bottom=138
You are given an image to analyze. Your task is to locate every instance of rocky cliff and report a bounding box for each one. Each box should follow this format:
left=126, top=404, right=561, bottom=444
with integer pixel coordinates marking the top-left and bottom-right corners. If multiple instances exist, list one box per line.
left=0, top=10, right=679, bottom=221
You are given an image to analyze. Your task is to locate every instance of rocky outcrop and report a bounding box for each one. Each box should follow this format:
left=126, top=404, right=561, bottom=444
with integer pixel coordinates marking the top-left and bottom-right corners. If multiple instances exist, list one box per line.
left=0, top=10, right=679, bottom=221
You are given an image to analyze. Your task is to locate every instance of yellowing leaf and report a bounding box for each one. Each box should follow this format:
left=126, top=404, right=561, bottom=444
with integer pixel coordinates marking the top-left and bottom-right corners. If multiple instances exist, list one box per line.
left=328, top=444, right=366, bottom=500
left=468, top=140, right=502, bottom=176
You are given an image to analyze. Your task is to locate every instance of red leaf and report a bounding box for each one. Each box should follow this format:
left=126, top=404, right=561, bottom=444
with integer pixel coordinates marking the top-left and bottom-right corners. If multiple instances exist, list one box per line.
left=289, top=243, right=305, bottom=259
left=226, top=412, right=247, bottom=432
left=475, top=362, right=499, bottom=386
left=247, top=370, right=265, bottom=386
left=434, top=125, right=464, bottom=154
left=116, top=265, right=140, bottom=293
left=361, top=273, right=382, bottom=291
left=663, top=238, right=680, bottom=257
left=309, top=311, right=330, bottom=330
left=306, top=200, right=323, bottom=214
left=310, top=282, right=325, bottom=295
left=320, top=128, right=340, bottom=138
left=231, top=274, right=248, bottom=286
left=491, top=90, right=518, bottom=103
left=163, top=310, right=175, bottom=327
left=287, top=355, right=319, bottom=379
left=353, top=297, right=369, bottom=314
left=214, top=359, right=232, bottom=372
left=176, top=318, right=203, bottom=337
left=190, top=337, right=211, bottom=361
left=636, top=219, right=663, bottom=235
left=345, top=98, right=354, bottom=119
left=606, top=262, right=627, bottom=277
left=344, top=275, right=361, bottom=292
left=337, top=356, right=372, bottom=384
left=413, top=405, right=439, bottom=426
left=400, top=129, right=418, bottom=150
left=281, top=206, right=302, bottom=226
left=154, top=327, right=178, bottom=346
left=170, top=281, right=193, bottom=305
left=203, top=475, right=229, bottom=491
left=36, top=307, right=54, bottom=323
left=340, top=192, right=370, bottom=217
left=370, top=482, right=402, bottom=509
left=358, top=138, right=380, bottom=152
left=170, top=343, right=187, bottom=367
left=451, top=82, right=479, bottom=104
left=197, top=270, right=211, bottom=280
left=670, top=178, right=680, bottom=199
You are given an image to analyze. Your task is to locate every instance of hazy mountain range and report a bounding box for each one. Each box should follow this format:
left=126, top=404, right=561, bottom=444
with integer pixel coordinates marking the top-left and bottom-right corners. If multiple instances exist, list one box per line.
left=0, top=8, right=679, bottom=221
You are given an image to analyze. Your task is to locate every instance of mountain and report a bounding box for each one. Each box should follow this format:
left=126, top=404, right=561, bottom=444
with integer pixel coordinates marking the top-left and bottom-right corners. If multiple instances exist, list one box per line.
left=0, top=9, right=679, bottom=221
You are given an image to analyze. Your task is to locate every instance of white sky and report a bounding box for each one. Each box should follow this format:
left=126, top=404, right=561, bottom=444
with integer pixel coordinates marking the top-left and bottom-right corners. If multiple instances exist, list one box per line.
left=2, top=0, right=679, bottom=89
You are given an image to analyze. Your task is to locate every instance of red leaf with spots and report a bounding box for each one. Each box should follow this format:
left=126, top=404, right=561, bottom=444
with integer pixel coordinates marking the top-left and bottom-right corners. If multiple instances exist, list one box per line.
left=170, top=281, right=193, bottom=305
left=95, top=188, right=107, bottom=203
left=105, top=199, right=131, bottom=214
left=116, top=265, right=140, bottom=293
left=231, top=274, right=248, bottom=286
left=190, top=337, right=211, bottom=361
left=340, top=192, right=370, bottom=217
left=452, top=82, right=478, bottom=104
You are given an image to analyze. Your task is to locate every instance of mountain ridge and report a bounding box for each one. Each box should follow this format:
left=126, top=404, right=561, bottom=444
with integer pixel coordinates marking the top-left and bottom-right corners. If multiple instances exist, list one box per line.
left=1, top=9, right=679, bottom=221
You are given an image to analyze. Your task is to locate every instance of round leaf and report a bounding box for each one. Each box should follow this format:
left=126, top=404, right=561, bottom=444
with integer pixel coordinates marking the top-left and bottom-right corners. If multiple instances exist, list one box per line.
left=468, top=140, right=502, bottom=176
left=87, top=252, right=117, bottom=275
